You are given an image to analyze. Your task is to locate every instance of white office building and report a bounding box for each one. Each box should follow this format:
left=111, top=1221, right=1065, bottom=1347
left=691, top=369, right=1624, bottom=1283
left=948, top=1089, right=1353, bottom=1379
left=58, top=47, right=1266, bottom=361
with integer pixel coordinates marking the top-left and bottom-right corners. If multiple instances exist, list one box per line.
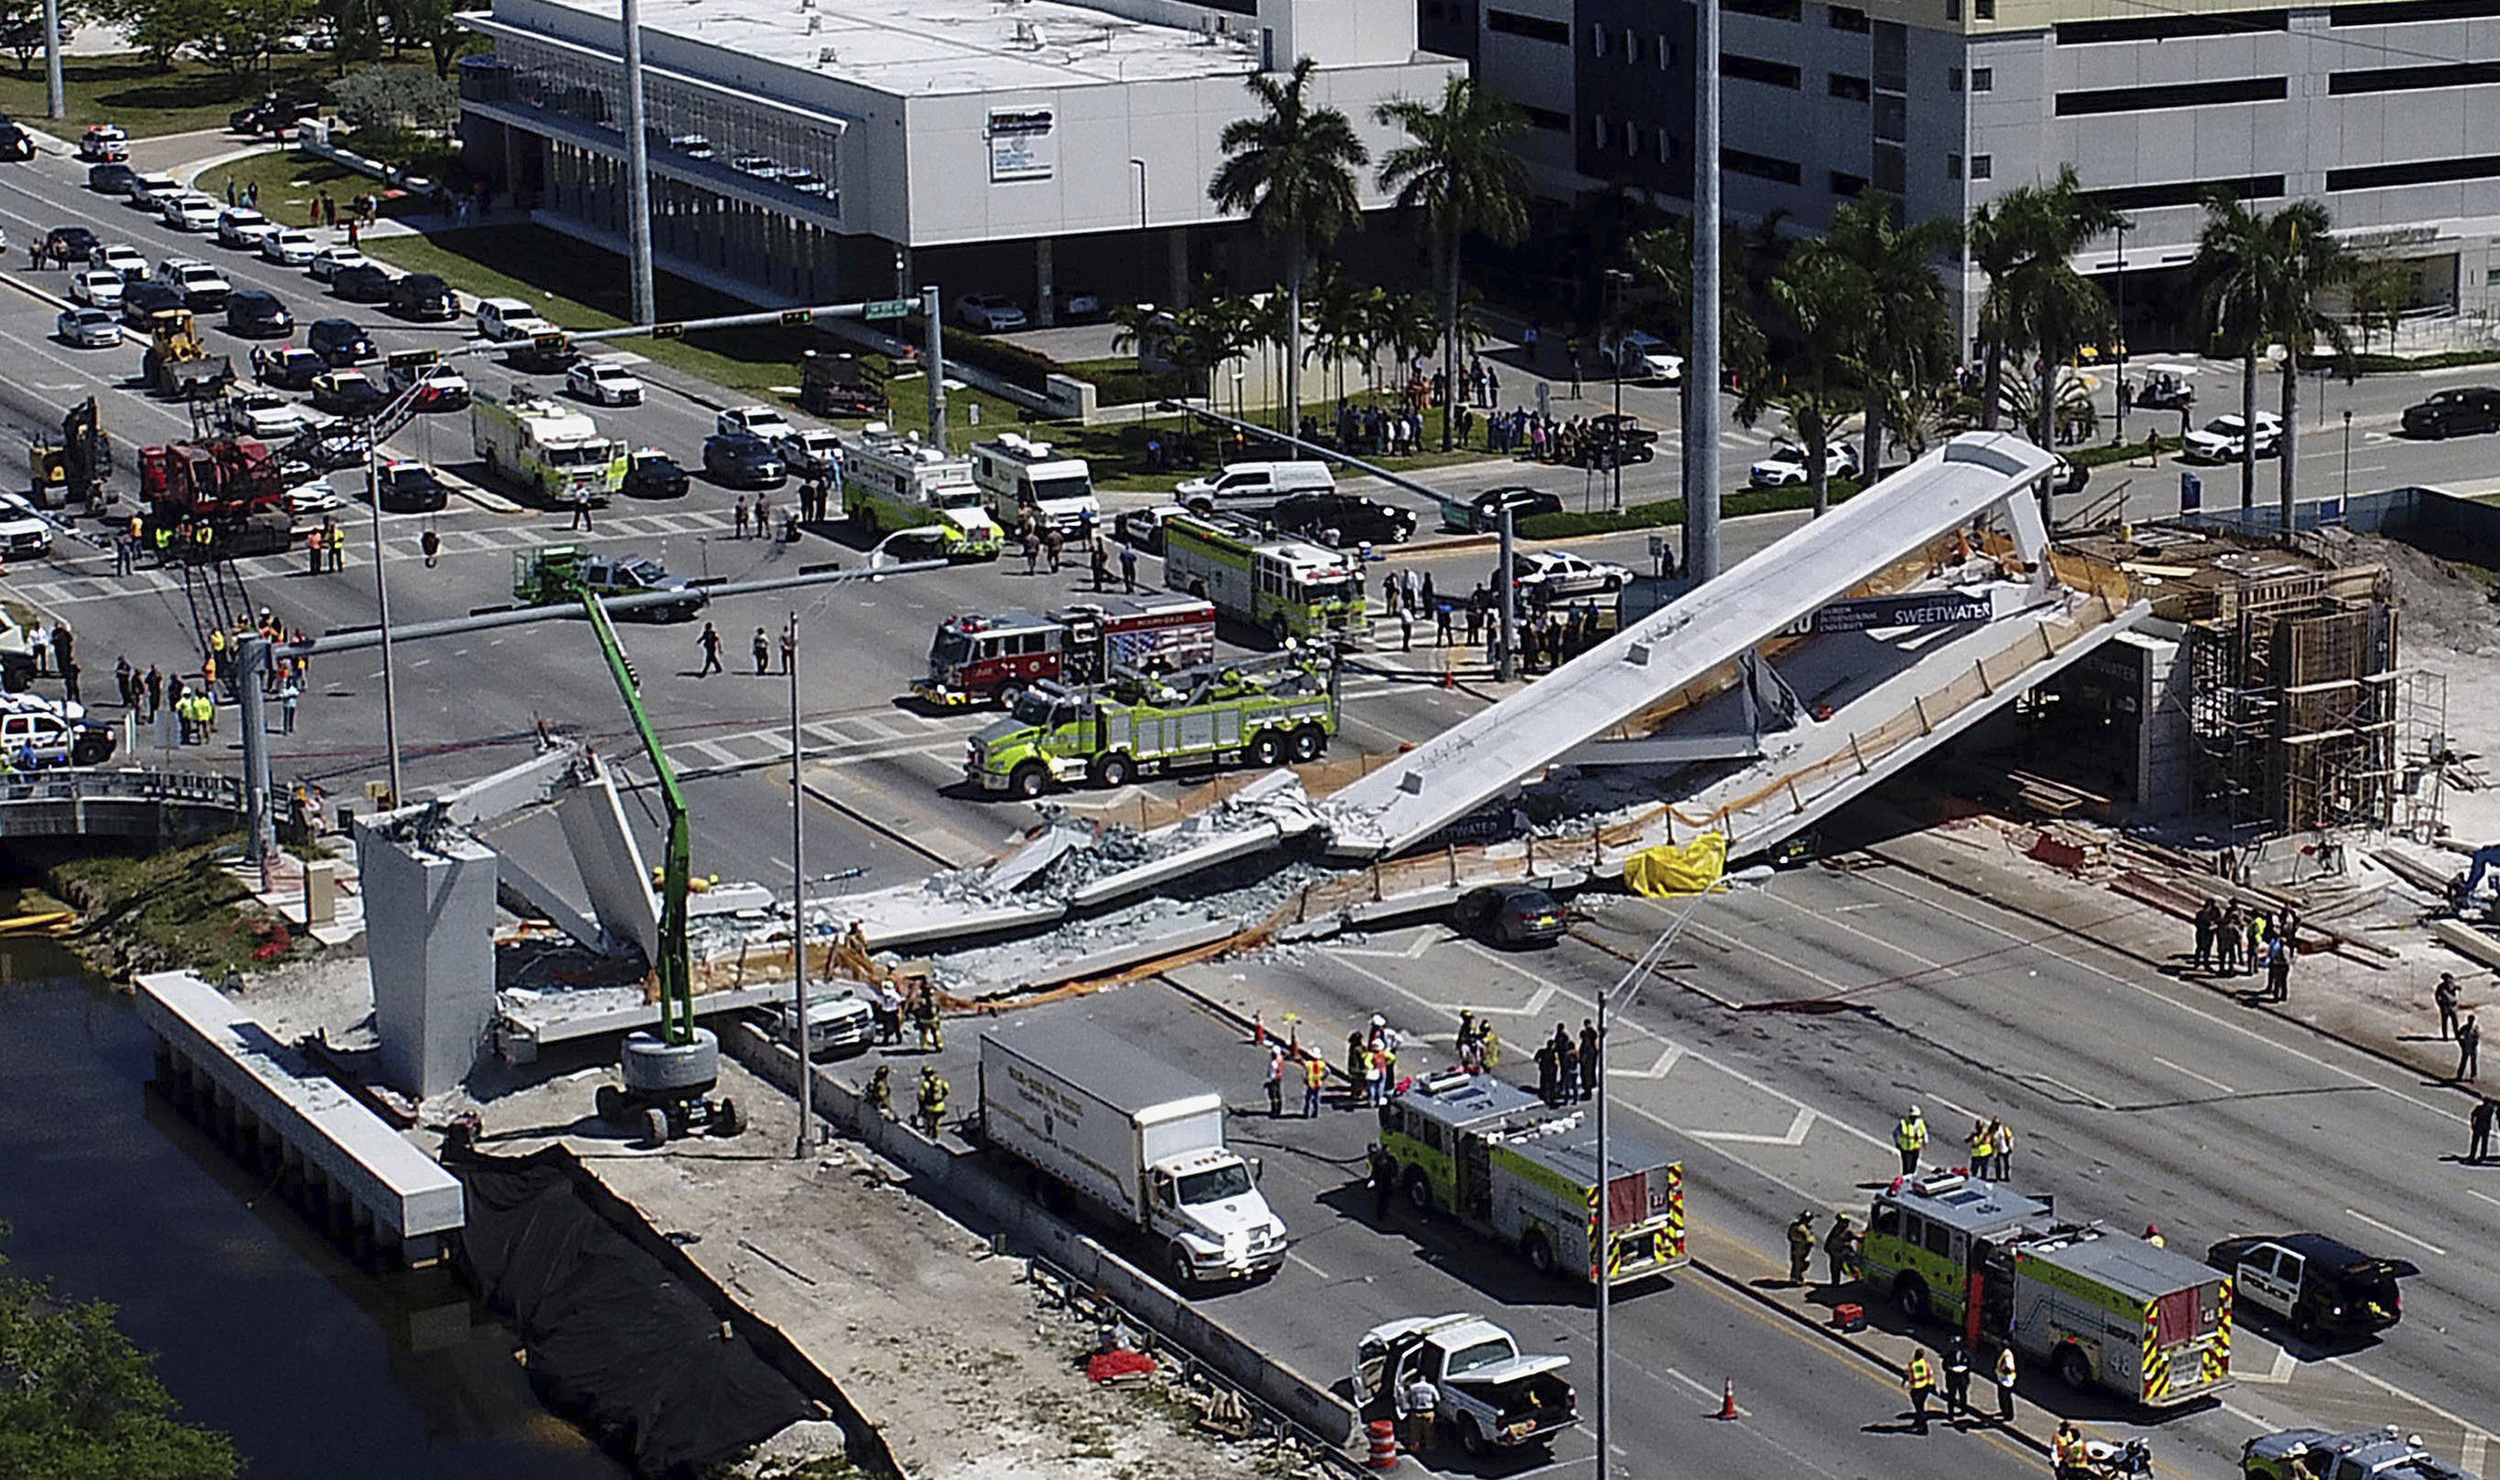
left=456, top=0, right=1462, bottom=316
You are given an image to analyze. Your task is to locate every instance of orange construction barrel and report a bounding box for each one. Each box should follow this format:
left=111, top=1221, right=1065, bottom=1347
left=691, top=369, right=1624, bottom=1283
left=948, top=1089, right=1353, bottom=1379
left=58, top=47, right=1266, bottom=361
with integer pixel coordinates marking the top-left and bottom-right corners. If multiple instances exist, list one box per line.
left=1367, top=1419, right=1400, bottom=1471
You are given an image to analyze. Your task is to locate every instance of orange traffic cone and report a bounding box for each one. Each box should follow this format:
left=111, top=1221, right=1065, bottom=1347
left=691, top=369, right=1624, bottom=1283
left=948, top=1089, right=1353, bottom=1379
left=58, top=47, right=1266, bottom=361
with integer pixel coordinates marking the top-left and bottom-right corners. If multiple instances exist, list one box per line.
left=1252, top=1009, right=1266, bottom=1045
left=1718, top=1378, right=1738, bottom=1421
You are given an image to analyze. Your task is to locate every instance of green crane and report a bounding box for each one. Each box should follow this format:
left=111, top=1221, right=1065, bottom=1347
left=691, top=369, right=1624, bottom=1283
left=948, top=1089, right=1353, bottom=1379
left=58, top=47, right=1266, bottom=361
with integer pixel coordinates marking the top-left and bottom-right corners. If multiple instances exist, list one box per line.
left=580, top=587, right=739, bottom=1144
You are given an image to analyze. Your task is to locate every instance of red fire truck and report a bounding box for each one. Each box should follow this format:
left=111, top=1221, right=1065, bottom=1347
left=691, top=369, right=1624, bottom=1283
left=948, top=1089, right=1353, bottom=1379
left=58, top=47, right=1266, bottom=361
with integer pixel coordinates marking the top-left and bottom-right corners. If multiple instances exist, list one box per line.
left=140, top=436, right=294, bottom=555
left=914, top=594, right=1215, bottom=707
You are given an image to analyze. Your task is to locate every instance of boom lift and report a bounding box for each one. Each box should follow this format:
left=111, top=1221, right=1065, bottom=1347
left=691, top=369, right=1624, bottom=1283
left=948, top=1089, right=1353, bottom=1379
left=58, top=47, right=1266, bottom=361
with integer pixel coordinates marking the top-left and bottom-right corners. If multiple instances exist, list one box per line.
left=575, top=586, right=743, bottom=1146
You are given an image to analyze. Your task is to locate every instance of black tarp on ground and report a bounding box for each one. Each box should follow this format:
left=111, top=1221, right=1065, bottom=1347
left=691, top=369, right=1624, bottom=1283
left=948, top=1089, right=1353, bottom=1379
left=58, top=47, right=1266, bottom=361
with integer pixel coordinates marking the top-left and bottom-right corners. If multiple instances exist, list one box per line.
left=454, top=1150, right=812, bottom=1477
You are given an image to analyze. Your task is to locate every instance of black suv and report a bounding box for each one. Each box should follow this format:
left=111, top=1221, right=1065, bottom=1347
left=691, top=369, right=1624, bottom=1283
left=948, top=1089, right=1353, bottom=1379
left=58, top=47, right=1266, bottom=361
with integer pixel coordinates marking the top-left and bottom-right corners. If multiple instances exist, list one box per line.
left=225, top=290, right=293, bottom=337
left=230, top=97, right=316, bottom=136
left=387, top=272, right=459, bottom=321
left=118, top=279, right=183, bottom=327
left=623, top=449, right=689, bottom=499
left=1446, top=485, right=1562, bottom=533
left=306, top=317, right=374, bottom=366
left=42, top=225, right=97, bottom=262
left=330, top=263, right=393, bottom=303
left=376, top=462, right=450, bottom=512
left=1270, top=491, right=1417, bottom=546
left=702, top=433, right=786, bottom=489
left=2399, top=387, right=2500, bottom=439
left=85, top=162, right=138, bottom=194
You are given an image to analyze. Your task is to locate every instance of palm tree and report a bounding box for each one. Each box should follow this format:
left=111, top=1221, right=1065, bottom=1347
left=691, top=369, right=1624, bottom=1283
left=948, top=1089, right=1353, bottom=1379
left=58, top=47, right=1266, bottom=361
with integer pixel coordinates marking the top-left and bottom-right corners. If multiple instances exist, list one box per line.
left=1375, top=77, right=1531, bottom=449
left=1809, top=193, right=1959, bottom=481
left=1737, top=251, right=1863, bottom=516
left=1964, top=196, right=2030, bottom=432
left=2197, top=197, right=2351, bottom=527
left=1965, top=170, right=2125, bottom=444
left=1303, top=262, right=1364, bottom=406
left=1208, top=57, right=1370, bottom=433
left=2192, top=194, right=2283, bottom=512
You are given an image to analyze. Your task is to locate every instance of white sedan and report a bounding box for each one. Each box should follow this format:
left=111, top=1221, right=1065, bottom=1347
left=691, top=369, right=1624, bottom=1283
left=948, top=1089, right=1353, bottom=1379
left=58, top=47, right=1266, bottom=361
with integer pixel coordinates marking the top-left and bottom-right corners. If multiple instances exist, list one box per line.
left=91, top=242, right=148, bottom=282
left=1601, top=329, right=1684, bottom=385
left=716, top=404, right=794, bottom=440
left=1749, top=441, right=1862, bottom=488
left=260, top=229, right=319, bottom=266
left=55, top=306, right=121, bottom=348
left=286, top=478, right=344, bottom=515
left=953, top=293, right=1028, bottom=332
left=568, top=357, right=645, bottom=406
left=216, top=208, right=274, bottom=249
left=2183, top=411, right=2283, bottom=463
left=69, top=269, right=123, bottom=309
left=1505, top=548, right=1635, bottom=598
left=307, top=244, right=368, bottom=281
left=225, top=390, right=323, bottom=440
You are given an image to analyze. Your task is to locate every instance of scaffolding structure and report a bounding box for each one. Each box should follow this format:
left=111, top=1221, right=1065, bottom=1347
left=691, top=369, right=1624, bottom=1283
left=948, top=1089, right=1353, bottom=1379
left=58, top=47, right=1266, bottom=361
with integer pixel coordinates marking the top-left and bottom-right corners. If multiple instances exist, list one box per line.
left=2187, top=574, right=2402, bottom=838
left=2395, top=668, right=2450, bottom=843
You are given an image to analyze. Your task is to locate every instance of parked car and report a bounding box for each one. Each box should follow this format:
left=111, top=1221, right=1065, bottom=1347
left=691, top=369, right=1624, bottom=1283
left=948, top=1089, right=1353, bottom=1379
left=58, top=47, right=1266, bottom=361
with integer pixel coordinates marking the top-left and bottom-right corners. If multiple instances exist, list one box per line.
left=0, top=121, right=31, bottom=162
left=665, top=133, right=715, bottom=160
left=772, top=166, right=829, bottom=196
left=307, top=244, right=369, bottom=282
left=474, top=295, right=552, bottom=342
left=0, top=493, right=51, bottom=558
left=330, top=263, right=393, bottom=303
left=310, top=369, right=386, bottom=417
left=567, top=357, right=645, bottom=406
left=953, top=293, right=1028, bottom=332
left=230, top=96, right=317, bottom=136
left=77, top=124, right=127, bottom=162
left=155, top=257, right=233, bottom=312
left=221, top=389, right=322, bottom=440
left=159, top=192, right=222, bottom=233
left=387, top=272, right=460, bottom=321
left=2400, top=387, right=2500, bottom=439
left=1453, top=885, right=1568, bottom=948
left=252, top=343, right=328, bottom=391
left=1057, top=286, right=1104, bottom=320
left=777, top=427, right=843, bottom=479
left=85, top=162, right=140, bottom=195
left=1269, top=491, right=1417, bottom=546
left=117, top=279, right=183, bottom=327
left=286, top=478, right=344, bottom=515
left=1444, top=485, right=1562, bottom=533
left=289, top=420, right=372, bottom=471
left=43, top=225, right=99, bottom=263
left=702, top=432, right=786, bottom=488
left=389, top=359, right=470, bottom=411
left=730, top=152, right=775, bottom=176
left=1749, top=441, right=1861, bottom=488
left=0, top=708, right=116, bottom=767
left=716, top=404, right=795, bottom=440
left=68, top=270, right=123, bottom=310
left=259, top=228, right=319, bottom=266
left=2206, top=1233, right=2415, bottom=1339
left=122, top=172, right=179, bottom=208
left=2182, top=412, right=2283, bottom=463
left=224, top=289, right=293, bottom=337
left=622, top=448, right=689, bottom=499
left=1112, top=504, right=1185, bottom=554
left=306, top=317, right=374, bottom=366
left=1505, top=548, right=1633, bottom=598
left=54, top=306, right=120, bottom=349
left=90, top=241, right=147, bottom=282
left=214, top=207, right=273, bottom=249
left=373, top=459, right=450, bottom=512
left=1598, top=329, right=1684, bottom=384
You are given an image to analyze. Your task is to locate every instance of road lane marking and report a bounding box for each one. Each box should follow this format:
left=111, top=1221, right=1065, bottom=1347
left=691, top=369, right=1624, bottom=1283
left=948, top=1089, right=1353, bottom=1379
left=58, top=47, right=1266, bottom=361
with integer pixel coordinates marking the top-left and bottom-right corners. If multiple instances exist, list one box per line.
left=1688, top=1107, right=1816, bottom=1147
left=1284, top=1249, right=1332, bottom=1281
left=2151, top=1054, right=2237, bottom=1096
left=1608, top=1044, right=1684, bottom=1080
left=2465, top=1187, right=2500, bottom=1212
left=2234, top=1344, right=2298, bottom=1384
left=2328, top=1353, right=2487, bottom=1448
left=2342, top=1207, right=2446, bottom=1257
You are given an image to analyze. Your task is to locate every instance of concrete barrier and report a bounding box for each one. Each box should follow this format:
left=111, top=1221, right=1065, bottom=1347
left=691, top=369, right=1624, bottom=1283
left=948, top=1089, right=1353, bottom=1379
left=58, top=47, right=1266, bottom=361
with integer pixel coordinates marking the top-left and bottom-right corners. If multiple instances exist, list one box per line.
left=723, top=1023, right=1357, bottom=1447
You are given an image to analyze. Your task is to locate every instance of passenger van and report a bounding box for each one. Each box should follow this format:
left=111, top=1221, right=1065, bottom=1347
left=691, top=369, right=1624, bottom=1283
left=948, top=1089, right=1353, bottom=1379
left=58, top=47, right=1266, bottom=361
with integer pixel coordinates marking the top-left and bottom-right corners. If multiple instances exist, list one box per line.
left=1173, top=460, right=1335, bottom=514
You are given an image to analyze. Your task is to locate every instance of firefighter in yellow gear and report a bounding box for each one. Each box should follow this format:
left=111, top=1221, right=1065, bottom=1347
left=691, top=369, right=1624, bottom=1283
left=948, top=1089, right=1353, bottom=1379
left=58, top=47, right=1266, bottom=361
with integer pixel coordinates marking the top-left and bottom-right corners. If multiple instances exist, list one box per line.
left=1905, top=1349, right=1936, bottom=1434
left=1787, top=1210, right=1818, bottom=1284
left=2053, top=1422, right=2090, bottom=1480
left=912, top=985, right=944, bottom=1052
left=1895, top=1105, right=1929, bottom=1176
left=916, top=1066, right=948, bottom=1137
left=867, top=1064, right=892, bottom=1118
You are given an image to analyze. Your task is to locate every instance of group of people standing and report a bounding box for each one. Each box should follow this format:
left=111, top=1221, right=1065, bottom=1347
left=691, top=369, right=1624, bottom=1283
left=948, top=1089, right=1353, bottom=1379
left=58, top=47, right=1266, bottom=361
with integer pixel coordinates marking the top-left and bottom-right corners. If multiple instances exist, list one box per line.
left=1532, top=1020, right=1600, bottom=1105
left=2191, top=896, right=2300, bottom=1001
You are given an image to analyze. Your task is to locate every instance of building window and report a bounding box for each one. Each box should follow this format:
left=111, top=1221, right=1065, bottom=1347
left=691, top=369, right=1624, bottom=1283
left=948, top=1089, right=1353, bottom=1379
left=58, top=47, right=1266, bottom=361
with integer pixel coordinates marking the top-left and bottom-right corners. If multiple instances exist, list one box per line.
left=2084, top=174, right=2285, bottom=211
left=1976, top=0, right=1994, bottom=16
left=2328, top=152, right=2500, bottom=191
left=1829, top=3, right=1871, bottom=28
left=1971, top=154, right=1992, bottom=178
left=1590, top=20, right=1608, bottom=53
left=1724, top=53, right=1804, bottom=88
left=1728, top=0, right=1803, bottom=16
left=1659, top=38, right=1677, bottom=67
left=1725, top=147, right=1804, bottom=184
left=2334, top=0, right=2500, bottom=22
left=1830, top=72, right=1871, bottom=100
left=2057, top=8, right=2284, bottom=43
left=2055, top=77, right=2288, bottom=115
left=1971, top=66, right=1993, bottom=90
left=1519, top=103, right=1570, bottom=130
left=1830, top=170, right=1867, bottom=195
left=1947, top=152, right=1963, bottom=179
left=1947, top=0, right=1961, bottom=19
left=1487, top=8, right=1570, bottom=42
left=2330, top=61, right=2500, bottom=93
left=1949, top=66, right=1964, bottom=90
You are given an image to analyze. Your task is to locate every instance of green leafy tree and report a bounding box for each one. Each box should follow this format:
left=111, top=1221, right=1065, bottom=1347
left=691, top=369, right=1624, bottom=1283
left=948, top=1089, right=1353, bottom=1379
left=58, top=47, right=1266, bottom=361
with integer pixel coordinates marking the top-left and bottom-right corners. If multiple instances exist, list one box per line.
left=2347, top=257, right=2412, bottom=355
left=0, top=0, right=80, bottom=75
left=183, top=0, right=318, bottom=80
left=1374, top=75, right=1529, bottom=449
left=1737, top=250, right=1863, bottom=517
left=2195, top=193, right=2304, bottom=512
left=0, top=1240, right=239, bottom=1480
left=1208, top=56, right=1369, bottom=432
left=331, top=62, right=457, bottom=131
left=1807, top=192, right=1959, bottom=480
left=88, top=0, right=207, bottom=71
left=1966, top=169, right=2124, bottom=446
left=379, top=0, right=467, bottom=74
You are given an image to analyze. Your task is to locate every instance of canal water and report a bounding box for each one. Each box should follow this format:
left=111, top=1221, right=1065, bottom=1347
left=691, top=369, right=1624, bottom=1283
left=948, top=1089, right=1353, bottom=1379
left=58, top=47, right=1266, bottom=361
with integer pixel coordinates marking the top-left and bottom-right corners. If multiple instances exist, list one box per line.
left=0, top=916, right=628, bottom=1480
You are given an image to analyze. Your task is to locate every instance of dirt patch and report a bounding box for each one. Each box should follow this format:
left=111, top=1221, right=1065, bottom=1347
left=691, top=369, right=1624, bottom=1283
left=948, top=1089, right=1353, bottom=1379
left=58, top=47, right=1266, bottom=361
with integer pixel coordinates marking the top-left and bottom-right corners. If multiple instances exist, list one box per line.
left=2317, top=526, right=2500, bottom=653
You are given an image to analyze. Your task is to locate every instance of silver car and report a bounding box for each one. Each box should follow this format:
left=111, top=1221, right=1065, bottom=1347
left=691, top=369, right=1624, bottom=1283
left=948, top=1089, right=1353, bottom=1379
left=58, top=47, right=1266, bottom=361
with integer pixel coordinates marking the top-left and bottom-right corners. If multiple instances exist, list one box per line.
left=55, top=306, right=121, bottom=348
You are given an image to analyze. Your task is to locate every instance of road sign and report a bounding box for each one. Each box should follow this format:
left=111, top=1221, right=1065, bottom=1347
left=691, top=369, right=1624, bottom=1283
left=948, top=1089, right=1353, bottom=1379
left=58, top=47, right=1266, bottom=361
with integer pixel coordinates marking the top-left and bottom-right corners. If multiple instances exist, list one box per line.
left=531, top=332, right=571, bottom=352
left=860, top=298, right=914, bottom=321
left=779, top=308, right=816, bottom=327
left=652, top=322, right=684, bottom=340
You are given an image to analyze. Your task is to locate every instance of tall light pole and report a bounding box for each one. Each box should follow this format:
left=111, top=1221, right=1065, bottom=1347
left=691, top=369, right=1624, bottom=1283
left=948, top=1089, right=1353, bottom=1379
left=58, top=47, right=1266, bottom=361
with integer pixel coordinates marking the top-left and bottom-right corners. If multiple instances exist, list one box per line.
left=787, top=608, right=812, bottom=1158
left=2113, top=222, right=2128, bottom=445
left=364, top=436, right=404, bottom=805
left=1130, top=157, right=1151, bottom=306
left=41, top=0, right=63, bottom=120
left=2340, top=407, right=2352, bottom=509
left=1685, top=0, right=1723, bottom=583
left=1604, top=268, right=1632, bottom=512
left=617, top=0, right=657, bottom=325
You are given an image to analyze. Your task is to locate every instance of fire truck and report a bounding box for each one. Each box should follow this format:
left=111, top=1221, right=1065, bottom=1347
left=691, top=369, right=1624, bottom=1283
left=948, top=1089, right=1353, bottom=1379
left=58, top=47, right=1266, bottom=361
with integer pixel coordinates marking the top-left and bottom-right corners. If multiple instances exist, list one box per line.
left=914, top=595, right=1214, bottom=707
left=139, top=436, right=293, bottom=555
left=841, top=423, right=1002, bottom=561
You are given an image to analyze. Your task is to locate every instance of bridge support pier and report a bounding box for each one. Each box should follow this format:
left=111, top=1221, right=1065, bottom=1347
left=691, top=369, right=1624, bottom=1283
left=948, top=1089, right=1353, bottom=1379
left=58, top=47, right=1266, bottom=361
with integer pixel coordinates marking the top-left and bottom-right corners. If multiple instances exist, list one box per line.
left=238, top=635, right=275, bottom=882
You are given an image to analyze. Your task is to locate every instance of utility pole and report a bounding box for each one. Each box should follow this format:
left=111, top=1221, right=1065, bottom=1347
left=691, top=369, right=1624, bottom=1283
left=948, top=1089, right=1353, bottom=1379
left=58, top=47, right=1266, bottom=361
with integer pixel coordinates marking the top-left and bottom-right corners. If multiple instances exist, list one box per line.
left=41, top=0, right=63, bottom=120
left=1684, top=0, right=1723, bottom=584
left=618, top=0, right=657, bottom=325
left=237, top=635, right=275, bottom=884
left=1497, top=506, right=1517, bottom=683
left=366, top=439, right=403, bottom=806
left=788, top=609, right=811, bottom=1158
left=2113, top=223, right=2128, bottom=446
left=923, top=285, right=948, bottom=451
left=1605, top=268, right=1631, bottom=512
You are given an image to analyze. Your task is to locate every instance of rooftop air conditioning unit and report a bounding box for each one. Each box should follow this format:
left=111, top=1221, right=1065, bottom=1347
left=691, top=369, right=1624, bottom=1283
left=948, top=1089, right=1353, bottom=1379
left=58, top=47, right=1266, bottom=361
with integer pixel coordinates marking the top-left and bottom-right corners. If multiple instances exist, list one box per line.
left=817, top=44, right=839, bottom=63
left=1012, top=18, right=1039, bottom=46
left=807, top=15, right=820, bottom=30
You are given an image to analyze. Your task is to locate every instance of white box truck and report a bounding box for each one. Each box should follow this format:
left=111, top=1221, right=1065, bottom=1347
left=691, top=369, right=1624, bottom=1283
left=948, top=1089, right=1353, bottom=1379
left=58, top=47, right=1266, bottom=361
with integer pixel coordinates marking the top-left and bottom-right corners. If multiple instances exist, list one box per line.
left=978, top=1017, right=1287, bottom=1288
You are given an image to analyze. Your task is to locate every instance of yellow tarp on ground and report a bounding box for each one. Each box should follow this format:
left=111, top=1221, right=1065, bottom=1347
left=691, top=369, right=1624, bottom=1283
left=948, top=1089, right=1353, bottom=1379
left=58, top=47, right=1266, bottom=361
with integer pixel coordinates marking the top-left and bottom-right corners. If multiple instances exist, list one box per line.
left=1623, top=834, right=1729, bottom=898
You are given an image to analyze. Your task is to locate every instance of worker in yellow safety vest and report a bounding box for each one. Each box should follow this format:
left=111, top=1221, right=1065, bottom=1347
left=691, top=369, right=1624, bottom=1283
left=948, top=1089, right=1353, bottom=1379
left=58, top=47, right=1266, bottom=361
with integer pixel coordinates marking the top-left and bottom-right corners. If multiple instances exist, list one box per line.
left=916, top=1066, right=948, bottom=1137
left=1905, top=1348, right=1936, bottom=1434
left=2053, top=1422, right=2090, bottom=1480
left=1895, top=1105, right=1929, bottom=1176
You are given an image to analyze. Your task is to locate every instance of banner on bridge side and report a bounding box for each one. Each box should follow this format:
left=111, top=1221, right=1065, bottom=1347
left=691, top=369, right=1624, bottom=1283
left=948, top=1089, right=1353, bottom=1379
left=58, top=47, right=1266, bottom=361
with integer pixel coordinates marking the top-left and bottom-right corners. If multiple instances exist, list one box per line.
left=1808, top=591, right=1995, bottom=635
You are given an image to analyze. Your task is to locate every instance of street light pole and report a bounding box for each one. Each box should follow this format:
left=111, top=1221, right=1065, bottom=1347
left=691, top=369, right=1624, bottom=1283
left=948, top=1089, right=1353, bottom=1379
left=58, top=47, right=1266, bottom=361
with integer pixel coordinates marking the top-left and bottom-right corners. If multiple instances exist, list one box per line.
left=2113, top=223, right=2128, bottom=445
left=1684, top=0, right=1724, bottom=584
left=2341, top=408, right=2352, bottom=507
left=1605, top=268, right=1631, bottom=512
left=365, top=435, right=403, bottom=806
left=788, top=608, right=812, bottom=1159
left=618, top=0, right=657, bottom=325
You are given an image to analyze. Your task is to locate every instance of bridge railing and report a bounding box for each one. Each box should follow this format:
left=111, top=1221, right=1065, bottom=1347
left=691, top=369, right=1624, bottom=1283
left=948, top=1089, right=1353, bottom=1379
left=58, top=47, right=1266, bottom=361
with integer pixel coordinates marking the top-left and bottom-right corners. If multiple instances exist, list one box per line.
left=0, top=768, right=245, bottom=810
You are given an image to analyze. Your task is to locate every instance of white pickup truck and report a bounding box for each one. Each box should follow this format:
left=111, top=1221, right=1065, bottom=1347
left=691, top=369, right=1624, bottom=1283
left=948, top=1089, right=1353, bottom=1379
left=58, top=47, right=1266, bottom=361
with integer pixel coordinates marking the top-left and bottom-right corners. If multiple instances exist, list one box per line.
left=1353, top=1314, right=1578, bottom=1457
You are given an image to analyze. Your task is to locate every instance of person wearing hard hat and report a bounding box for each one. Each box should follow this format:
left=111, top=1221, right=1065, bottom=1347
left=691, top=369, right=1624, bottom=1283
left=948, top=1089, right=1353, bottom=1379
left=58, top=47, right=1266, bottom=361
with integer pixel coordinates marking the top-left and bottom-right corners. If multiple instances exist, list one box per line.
left=1787, top=1210, right=1818, bottom=1285
left=1895, top=1105, right=1929, bottom=1176
left=2142, top=1224, right=2165, bottom=1248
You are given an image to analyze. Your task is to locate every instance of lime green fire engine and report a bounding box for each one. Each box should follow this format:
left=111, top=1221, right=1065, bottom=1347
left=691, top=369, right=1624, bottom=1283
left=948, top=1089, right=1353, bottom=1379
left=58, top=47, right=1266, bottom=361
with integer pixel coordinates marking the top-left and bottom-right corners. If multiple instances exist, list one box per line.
left=965, top=653, right=1338, bottom=799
